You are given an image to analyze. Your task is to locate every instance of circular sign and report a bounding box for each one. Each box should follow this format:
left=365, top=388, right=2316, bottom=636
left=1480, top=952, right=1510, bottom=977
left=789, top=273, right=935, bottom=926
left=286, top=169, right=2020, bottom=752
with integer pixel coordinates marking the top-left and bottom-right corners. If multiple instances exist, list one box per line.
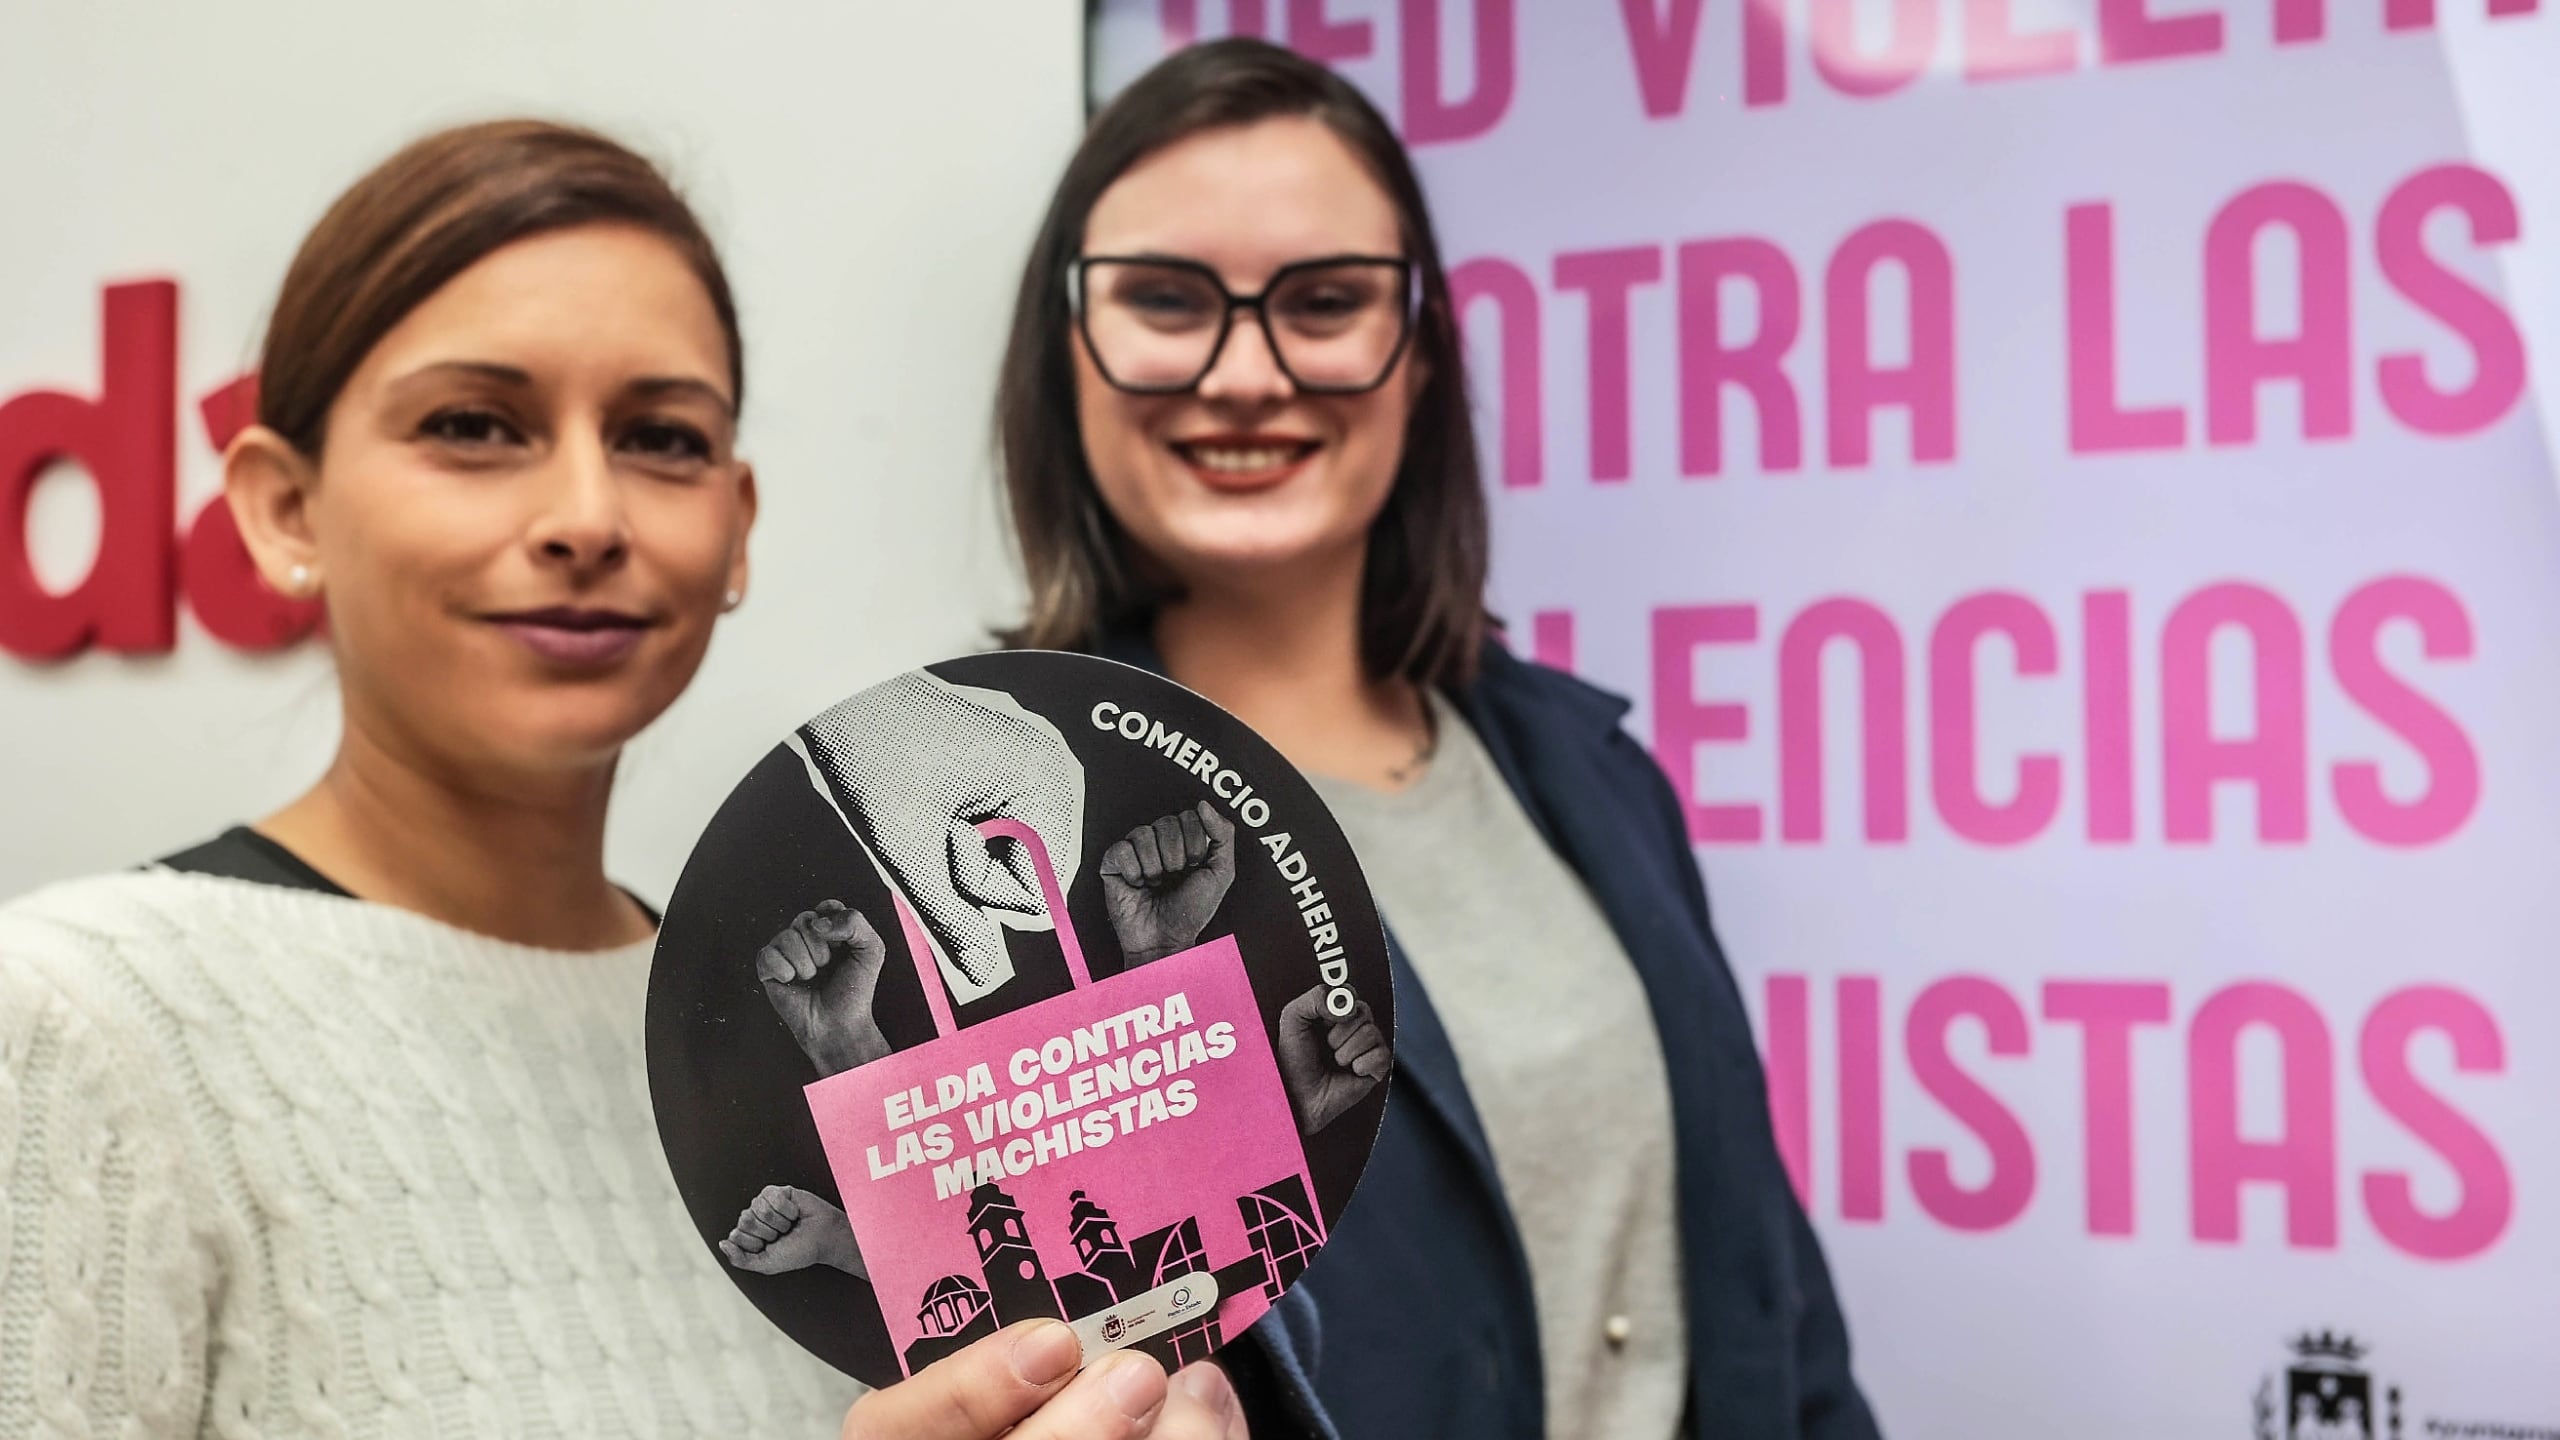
left=647, top=652, right=1394, bottom=1386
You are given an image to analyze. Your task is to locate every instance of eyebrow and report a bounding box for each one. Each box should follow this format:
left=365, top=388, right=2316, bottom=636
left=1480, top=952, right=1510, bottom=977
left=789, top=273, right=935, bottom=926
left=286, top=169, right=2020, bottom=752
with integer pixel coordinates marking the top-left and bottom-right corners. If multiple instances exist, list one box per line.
left=385, top=361, right=735, bottom=416
left=626, top=375, right=737, bottom=416
left=389, top=359, right=534, bottom=391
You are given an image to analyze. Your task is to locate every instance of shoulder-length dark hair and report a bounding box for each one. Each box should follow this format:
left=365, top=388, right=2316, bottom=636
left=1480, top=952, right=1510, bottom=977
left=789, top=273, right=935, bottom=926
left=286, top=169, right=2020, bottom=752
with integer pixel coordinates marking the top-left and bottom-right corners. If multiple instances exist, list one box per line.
left=995, top=38, right=1491, bottom=690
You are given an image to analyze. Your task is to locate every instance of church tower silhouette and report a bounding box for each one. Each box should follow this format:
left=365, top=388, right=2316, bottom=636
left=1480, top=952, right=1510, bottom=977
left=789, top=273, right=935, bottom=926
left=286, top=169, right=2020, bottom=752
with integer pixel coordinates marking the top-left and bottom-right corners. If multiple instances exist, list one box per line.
left=969, top=1182, right=1062, bottom=1325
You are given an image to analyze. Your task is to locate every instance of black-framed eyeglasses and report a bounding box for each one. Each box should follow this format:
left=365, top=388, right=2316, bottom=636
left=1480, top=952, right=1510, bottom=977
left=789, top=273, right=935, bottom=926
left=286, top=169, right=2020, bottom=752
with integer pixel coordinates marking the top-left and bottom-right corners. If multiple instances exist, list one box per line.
left=1068, top=253, right=1423, bottom=395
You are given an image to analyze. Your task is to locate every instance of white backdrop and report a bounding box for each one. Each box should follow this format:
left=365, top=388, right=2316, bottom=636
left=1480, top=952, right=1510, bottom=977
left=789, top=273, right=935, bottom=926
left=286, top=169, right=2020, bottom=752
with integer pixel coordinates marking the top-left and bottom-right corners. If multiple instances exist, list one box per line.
left=1094, top=5, right=2560, bottom=1439
left=0, top=1, right=1080, bottom=902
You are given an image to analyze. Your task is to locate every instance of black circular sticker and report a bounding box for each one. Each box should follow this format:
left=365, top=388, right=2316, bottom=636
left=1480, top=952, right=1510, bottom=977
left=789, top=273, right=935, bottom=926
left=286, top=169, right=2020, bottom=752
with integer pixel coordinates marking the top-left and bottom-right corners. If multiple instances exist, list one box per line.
left=647, top=652, right=1394, bottom=1386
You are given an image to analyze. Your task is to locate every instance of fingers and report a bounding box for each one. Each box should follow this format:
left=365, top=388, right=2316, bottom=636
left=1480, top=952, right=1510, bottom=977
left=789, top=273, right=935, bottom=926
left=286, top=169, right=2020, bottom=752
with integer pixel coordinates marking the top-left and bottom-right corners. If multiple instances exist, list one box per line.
left=838, top=1320, right=1085, bottom=1440
left=1099, top=838, right=1142, bottom=885
left=806, top=898, right=862, bottom=944
left=749, top=1192, right=799, bottom=1238
left=1130, top=823, right=1165, bottom=882
left=1166, top=1363, right=1245, bottom=1440
left=1112, top=808, right=1227, bottom=885
left=1007, top=1351, right=1169, bottom=1440
left=1330, top=1021, right=1387, bottom=1072
left=762, top=919, right=820, bottom=983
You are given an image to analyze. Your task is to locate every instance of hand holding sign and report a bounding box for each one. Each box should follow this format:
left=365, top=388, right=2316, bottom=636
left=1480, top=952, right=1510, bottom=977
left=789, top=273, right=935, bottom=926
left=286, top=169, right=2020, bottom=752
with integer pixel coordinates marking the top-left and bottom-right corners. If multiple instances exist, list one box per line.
left=838, top=1322, right=1249, bottom=1440
left=800, top=672, right=1087, bottom=1002
left=1099, top=801, right=1238, bottom=964
left=1275, top=984, right=1387, bottom=1135
left=757, top=901, right=890, bottom=1077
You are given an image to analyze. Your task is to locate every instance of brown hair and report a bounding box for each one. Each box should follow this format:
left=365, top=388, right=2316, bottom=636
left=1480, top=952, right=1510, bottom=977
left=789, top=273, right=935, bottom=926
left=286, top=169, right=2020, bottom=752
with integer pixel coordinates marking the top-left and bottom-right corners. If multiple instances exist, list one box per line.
left=995, top=39, right=1491, bottom=690
left=258, top=119, right=742, bottom=456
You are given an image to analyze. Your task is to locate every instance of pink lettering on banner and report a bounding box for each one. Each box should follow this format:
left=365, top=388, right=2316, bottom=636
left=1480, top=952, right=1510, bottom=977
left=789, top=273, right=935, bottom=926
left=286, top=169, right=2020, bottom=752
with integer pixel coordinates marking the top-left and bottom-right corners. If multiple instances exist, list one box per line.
left=1161, top=0, right=1269, bottom=44
left=1964, top=0, right=2080, bottom=79
left=1765, top=974, right=1815, bottom=1206
left=1746, top=0, right=1790, bottom=105
left=1907, top=977, right=2037, bottom=1232
left=1770, top=972, right=2510, bottom=1253
left=1555, top=246, right=1666, bottom=483
left=2330, top=577, right=2479, bottom=846
left=1781, top=599, right=1908, bottom=843
left=2100, top=0, right=2224, bottom=59
left=1930, top=592, right=2061, bottom=845
left=2274, top=0, right=2324, bottom=40
left=2360, top=986, right=2510, bottom=1261
left=2082, top=590, right=2137, bottom=842
left=2376, top=165, right=2526, bottom=437
left=2205, top=182, right=2355, bottom=445
left=2066, top=204, right=2188, bottom=453
left=2043, top=982, right=2173, bottom=1237
left=1451, top=257, right=1544, bottom=488
left=1618, top=0, right=1705, bottom=116
left=1401, top=0, right=1515, bottom=145
left=1826, top=220, right=1957, bottom=467
left=1652, top=603, right=1764, bottom=842
left=1839, top=975, right=1887, bottom=1222
left=1288, top=0, right=1374, bottom=60
left=2163, top=583, right=2308, bottom=843
left=1812, top=0, right=1938, bottom=95
left=1677, top=237, right=1803, bottom=478
left=2189, top=982, right=2338, bottom=1249
left=1531, top=608, right=1577, bottom=672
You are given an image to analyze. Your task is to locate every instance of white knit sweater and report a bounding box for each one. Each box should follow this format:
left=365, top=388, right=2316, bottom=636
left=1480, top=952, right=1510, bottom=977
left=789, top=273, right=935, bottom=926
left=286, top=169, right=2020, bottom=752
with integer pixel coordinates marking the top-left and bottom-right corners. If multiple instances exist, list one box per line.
left=0, top=870, right=860, bottom=1438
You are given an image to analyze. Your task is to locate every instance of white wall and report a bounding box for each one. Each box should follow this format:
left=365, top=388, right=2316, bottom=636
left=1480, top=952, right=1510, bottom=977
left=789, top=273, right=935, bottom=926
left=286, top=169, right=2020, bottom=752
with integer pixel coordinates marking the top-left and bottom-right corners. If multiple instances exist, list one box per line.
left=0, top=1, right=1083, bottom=902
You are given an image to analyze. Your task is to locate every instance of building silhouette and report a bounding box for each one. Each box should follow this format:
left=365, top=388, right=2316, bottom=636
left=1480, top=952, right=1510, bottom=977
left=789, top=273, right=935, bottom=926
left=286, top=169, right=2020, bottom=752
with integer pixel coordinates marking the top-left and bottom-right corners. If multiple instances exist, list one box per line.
left=899, top=1176, right=1329, bottom=1377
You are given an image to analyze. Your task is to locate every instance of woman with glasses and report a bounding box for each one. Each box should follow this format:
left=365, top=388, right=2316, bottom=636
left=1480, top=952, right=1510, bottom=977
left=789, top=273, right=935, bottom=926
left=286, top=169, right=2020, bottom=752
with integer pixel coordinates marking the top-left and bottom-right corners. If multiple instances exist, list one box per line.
left=988, top=38, right=1888, bottom=1440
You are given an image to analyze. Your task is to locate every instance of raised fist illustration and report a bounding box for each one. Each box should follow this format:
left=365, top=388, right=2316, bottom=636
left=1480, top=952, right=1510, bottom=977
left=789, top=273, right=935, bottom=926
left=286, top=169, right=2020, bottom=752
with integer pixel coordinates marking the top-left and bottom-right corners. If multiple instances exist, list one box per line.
left=1098, top=800, right=1238, bottom=965
left=757, top=900, right=889, bottom=1078
left=1274, top=983, right=1388, bottom=1135
left=718, top=1184, right=864, bottom=1278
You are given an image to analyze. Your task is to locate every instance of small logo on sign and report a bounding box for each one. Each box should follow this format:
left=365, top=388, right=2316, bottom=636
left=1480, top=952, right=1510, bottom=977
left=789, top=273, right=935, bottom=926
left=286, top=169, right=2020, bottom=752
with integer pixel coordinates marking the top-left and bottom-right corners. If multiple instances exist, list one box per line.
left=2255, top=1331, right=2395, bottom=1440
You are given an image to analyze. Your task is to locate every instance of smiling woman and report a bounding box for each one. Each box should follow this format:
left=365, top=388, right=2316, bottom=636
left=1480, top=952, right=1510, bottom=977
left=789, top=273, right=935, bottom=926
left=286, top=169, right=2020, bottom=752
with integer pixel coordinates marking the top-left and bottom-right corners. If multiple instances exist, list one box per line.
left=0, top=117, right=1289, bottom=1440
left=0, top=120, right=838, bottom=1439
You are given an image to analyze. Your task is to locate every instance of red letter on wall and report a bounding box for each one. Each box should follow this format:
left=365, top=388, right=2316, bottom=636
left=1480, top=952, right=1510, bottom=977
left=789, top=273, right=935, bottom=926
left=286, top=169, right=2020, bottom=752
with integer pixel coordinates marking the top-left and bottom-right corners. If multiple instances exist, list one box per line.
left=0, top=281, right=180, bottom=660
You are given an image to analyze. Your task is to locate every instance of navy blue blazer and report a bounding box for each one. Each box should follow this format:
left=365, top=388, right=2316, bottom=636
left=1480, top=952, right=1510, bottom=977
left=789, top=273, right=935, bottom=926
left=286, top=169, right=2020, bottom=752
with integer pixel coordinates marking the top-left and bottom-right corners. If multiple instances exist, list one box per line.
left=1103, top=630, right=1881, bottom=1440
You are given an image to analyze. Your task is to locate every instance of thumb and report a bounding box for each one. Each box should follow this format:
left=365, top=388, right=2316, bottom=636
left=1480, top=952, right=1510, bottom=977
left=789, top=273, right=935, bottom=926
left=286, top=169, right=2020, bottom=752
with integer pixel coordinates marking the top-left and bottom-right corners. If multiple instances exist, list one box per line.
left=844, top=911, right=889, bottom=1008
left=948, top=821, right=1046, bottom=917
left=1195, top=799, right=1236, bottom=847
left=905, top=823, right=1017, bottom=993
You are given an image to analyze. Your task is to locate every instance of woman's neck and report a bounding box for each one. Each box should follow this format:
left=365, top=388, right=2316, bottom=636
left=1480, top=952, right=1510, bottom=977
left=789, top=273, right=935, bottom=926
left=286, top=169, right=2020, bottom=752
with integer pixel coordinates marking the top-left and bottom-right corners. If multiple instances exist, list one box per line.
left=259, top=708, right=651, bottom=950
left=1153, top=558, right=1433, bottom=794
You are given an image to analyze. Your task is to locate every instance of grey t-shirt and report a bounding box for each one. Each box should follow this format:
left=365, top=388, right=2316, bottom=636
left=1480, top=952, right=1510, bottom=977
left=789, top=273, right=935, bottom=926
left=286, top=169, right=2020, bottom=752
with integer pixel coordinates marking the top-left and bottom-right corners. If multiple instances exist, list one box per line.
left=1310, top=694, right=1688, bottom=1440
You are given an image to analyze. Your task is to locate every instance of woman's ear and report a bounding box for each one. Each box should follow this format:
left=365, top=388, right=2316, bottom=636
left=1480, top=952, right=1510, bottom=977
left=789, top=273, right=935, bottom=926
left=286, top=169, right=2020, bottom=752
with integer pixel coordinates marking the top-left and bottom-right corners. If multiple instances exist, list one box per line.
left=724, top=463, right=758, bottom=607
left=223, top=425, right=322, bottom=598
